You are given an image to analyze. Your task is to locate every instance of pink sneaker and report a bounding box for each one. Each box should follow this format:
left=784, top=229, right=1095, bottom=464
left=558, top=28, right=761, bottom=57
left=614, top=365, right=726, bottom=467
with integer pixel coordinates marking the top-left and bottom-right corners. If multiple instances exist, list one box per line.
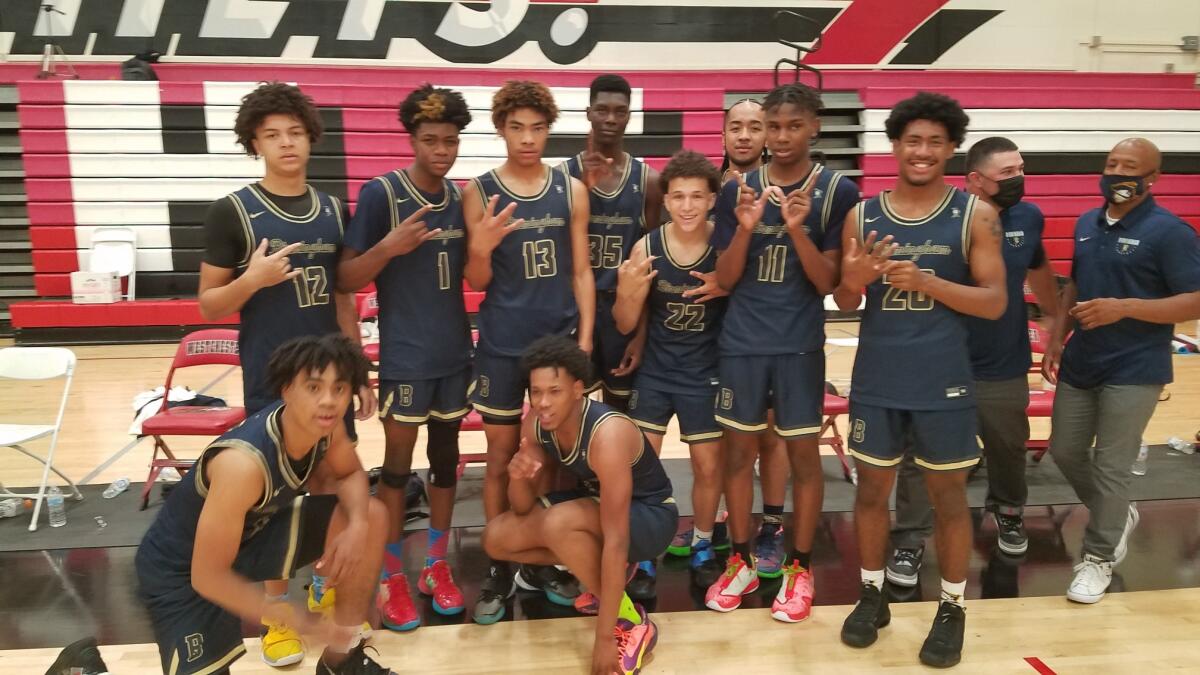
left=377, top=574, right=420, bottom=631
left=418, top=560, right=465, bottom=616
left=704, top=553, right=759, bottom=612
left=770, top=561, right=814, bottom=623
left=574, top=591, right=599, bottom=615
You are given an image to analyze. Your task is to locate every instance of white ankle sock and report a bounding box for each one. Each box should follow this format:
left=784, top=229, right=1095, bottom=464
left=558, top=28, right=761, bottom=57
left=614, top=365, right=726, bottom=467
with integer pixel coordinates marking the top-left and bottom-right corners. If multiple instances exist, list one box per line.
left=692, top=529, right=713, bottom=546
left=941, top=579, right=966, bottom=606
left=861, top=568, right=885, bottom=589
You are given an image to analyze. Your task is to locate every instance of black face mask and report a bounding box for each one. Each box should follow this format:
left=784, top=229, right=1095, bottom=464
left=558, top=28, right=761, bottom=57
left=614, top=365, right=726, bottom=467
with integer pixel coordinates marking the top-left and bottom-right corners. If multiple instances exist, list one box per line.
left=1100, top=173, right=1150, bottom=205
left=989, top=175, right=1024, bottom=210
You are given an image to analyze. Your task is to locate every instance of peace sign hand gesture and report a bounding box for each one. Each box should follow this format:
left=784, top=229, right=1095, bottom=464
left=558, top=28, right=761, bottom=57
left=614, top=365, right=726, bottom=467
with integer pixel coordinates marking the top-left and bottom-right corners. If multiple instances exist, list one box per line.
left=468, top=194, right=523, bottom=255
left=244, top=239, right=304, bottom=290
left=732, top=171, right=780, bottom=233
left=782, top=180, right=816, bottom=233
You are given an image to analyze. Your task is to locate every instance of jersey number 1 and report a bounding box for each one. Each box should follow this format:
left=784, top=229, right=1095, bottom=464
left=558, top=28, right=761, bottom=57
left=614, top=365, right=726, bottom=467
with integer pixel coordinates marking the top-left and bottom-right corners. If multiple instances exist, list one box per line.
left=756, top=244, right=787, bottom=283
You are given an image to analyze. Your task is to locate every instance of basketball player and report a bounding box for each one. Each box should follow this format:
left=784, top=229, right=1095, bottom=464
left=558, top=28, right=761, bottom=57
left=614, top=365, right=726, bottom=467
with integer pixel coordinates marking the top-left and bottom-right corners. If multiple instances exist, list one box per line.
left=887, top=137, right=1060, bottom=589
left=463, top=80, right=594, bottom=623
left=614, top=150, right=727, bottom=589
left=707, top=83, right=858, bottom=622
left=833, top=92, right=1006, bottom=668
left=135, top=334, right=395, bottom=675
left=719, top=98, right=768, bottom=183
left=1045, top=138, right=1200, bottom=604
left=564, top=73, right=663, bottom=411
left=337, top=86, right=473, bottom=630
left=196, top=82, right=376, bottom=667
left=482, top=336, right=676, bottom=675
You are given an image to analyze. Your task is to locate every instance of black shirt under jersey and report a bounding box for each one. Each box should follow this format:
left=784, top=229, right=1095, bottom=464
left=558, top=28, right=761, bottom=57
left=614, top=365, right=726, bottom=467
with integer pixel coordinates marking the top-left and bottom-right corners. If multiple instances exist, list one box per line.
left=202, top=184, right=350, bottom=268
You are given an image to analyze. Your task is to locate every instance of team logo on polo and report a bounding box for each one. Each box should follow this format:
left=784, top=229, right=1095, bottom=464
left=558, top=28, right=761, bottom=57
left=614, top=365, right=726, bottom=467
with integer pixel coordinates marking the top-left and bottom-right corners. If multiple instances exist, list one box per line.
left=1005, top=230, right=1026, bottom=248
left=1117, top=237, right=1140, bottom=255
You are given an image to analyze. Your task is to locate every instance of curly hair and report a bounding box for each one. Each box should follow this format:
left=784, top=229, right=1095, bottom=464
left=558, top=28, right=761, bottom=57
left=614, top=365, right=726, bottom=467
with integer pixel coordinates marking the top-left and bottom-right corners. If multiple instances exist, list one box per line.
left=885, top=91, right=970, bottom=146
left=399, top=84, right=472, bottom=134
left=521, top=335, right=591, bottom=384
left=660, top=149, right=721, bottom=194
left=267, top=333, right=370, bottom=397
left=491, top=80, right=559, bottom=129
left=763, top=83, right=823, bottom=116
left=233, top=82, right=322, bottom=157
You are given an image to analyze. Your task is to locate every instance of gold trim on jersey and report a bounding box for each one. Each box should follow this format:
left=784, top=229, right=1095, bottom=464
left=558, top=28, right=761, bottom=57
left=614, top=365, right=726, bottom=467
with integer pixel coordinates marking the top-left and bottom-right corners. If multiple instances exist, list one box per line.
left=680, top=430, right=723, bottom=443
left=267, top=406, right=320, bottom=491
left=820, top=173, right=842, bottom=235
left=194, top=440, right=273, bottom=511
left=914, top=455, right=980, bottom=471
left=471, top=401, right=524, bottom=418
left=388, top=412, right=430, bottom=424
left=638, top=162, right=649, bottom=229
left=395, top=169, right=453, bottom=211
left=660, top=222, right=713, bottom=271
left=226, top=193, right=256, bottom=267
left=279, top=494, right=305, bottom=577
left=713, top=414, right=769, bottom=433
left=761, top=163, right=823, bottom=207
left=632, top=418, right=669, bottom=434
left=586, top=409, right=641, bottom=468
left=585, top=152, right=633, bottom=200
left=879, top=186, right=955, bottom=226
left=377, top=175, right=401, bottom=230
left=488, top=165, right=553, bottom=202
left=429, top=406, right=471, bottom=421
left=961, top=193, right=978, bottom=259
left=848, top=448, right=904, bottom=467
left=247, top=183, right=320, bottom=223
left=330, top=195, right=345, bottom=235
left=855, top=200, right=866, bottom=242
left=549, top=398, right=592, bottom=466
left=774, top=424, right=822, bottom=438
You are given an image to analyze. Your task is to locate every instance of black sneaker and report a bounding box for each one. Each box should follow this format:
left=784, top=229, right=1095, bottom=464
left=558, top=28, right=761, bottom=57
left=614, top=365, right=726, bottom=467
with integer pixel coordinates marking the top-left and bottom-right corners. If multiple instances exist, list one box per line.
left=473, top=561, right=515, bottom=625
left=45, top=637, right=109, bottom=675
left=994, top=513, right=1028, bottom=556
left=885, top=546, right=924, bottom=587
left=625, top=560, right=657, bottom=601
left=919, top=601, right=966, bottom=668
left=514, top=564, right=580, bottom=606
left=712, top=520, right=731, bottom=551
left=316, top=643, right=394, bottom=674
left=690, top=541, right=724, bottom=588
left=841, top=583, right=891, bottom=648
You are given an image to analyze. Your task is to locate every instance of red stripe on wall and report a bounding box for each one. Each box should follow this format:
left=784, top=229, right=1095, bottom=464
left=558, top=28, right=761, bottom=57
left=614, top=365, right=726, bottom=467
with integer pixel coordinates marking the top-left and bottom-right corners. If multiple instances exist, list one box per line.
left=19, top=128, right=69, bottom=154
left=29, top=227, right=78, bottom=250
left=803, top=0, right=949, bottom=66
left=861, top=87, right=1200, bottom=110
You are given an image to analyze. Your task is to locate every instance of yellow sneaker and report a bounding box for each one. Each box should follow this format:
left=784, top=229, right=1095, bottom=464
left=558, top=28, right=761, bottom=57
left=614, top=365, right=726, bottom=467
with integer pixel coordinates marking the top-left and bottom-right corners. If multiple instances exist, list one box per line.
left=260, top=618, right=305, bottom=667
left=306, top=584, right=374, bottom=640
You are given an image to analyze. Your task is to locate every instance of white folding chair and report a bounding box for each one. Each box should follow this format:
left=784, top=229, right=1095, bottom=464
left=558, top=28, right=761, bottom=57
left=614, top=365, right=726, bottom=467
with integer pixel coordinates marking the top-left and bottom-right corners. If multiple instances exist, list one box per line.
left=88, top=227, right=137, bottom=301
left=0, top=347, right=82, bottom=531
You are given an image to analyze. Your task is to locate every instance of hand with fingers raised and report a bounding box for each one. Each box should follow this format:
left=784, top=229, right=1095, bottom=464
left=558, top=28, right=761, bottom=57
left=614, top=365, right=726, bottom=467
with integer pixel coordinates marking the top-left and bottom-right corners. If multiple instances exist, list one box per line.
left=616, top=254, right=658, bottom=307
left=782, top=180, right=816, bottom=233
left=468, top=194, right=523, bottom=255
left=842, top=230, right=897, bottom=289
left=243, top=238, right=304, bottom=290
left=381, top=204, right=440, bottom=257
left=580, top=131, right=614, bottom=190
left=732, top=171, right=780, bottom=233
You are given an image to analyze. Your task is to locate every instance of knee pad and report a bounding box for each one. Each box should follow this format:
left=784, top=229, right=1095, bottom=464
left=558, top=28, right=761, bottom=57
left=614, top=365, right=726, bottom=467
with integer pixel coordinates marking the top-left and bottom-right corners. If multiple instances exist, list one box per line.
left=426, top=419, right=462, bottom=488
left=380, top=468, right=410, bottom=489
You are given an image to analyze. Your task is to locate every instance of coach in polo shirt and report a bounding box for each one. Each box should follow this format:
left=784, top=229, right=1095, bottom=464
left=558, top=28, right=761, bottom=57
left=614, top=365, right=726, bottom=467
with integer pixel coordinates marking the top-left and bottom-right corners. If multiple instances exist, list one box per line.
left=1045, top=137, right=1200, bottom=606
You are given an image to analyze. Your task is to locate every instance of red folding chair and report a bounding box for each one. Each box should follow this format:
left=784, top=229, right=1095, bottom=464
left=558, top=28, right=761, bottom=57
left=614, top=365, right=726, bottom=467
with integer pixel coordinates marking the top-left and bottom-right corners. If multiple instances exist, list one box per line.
left=357, top=291, right=380, bottom=386
left=138, top=329, right=247, bottom=509
left=820, top=391, right=856, bottom=484
left=1026, top=320, right=1058, bottom=462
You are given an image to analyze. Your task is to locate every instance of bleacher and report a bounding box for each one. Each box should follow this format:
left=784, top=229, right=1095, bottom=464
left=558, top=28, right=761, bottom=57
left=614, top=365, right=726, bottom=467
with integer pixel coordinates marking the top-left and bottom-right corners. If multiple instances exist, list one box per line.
left=7, top=64, right=1200, bottom=342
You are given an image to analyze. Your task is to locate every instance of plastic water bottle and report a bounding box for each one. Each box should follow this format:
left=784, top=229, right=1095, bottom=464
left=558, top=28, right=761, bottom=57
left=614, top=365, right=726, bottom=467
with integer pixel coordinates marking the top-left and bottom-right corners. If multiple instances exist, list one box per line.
left=0, top=498, right=25, bottom=518
left=1131, top=443, right=1149, bottom=476
left=1167, top=437, right=1196, bottom=455
left=103, top=477, right=130, bottom=499
left=47, top=486, right=67, bottom=527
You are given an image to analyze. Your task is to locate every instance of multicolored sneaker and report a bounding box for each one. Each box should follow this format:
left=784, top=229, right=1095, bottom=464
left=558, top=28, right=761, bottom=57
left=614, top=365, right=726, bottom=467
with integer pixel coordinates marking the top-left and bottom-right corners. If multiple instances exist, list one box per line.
left=770, top=561, right=815, bottom=623
left=418, top=560, right=465, bottom=615
left=377, top=574, right=421, bottom=631
left=625, top=560, right=657, bottom=601
left=514, top=564, right=581, bottom=606
left=614, top=607, right=658, bottom=675
left=704, top=553, right=759, bottom=612
left=754, top=523, right=786, bottom=578
left=574, top=590, right=599, bottom=615
left=690, top=541, right=723, bottom=588
left=306, top=585, right=374, bottom=640
left=666, top=527, right=693, bottom=557
left=473, top=562, right=515, bottom=625
left=315, top=642, right=396, bottom=675
left=260, top=618, right=305, bottom=667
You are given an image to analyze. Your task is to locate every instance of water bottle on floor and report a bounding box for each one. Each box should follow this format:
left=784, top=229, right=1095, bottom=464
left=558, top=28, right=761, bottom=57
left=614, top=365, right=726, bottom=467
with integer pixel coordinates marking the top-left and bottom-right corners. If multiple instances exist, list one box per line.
left=47, top=486, right=66, bottom=527
left=0, top=498, right=26, bottom=518
left=1167, top=437, right=1196, bottom=455
left=1131, top=443, right=1149, bottom=476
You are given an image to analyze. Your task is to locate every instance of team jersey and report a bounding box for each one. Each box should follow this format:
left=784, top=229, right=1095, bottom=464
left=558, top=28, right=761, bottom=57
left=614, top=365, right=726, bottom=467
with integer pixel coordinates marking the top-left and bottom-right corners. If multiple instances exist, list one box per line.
left=713, top=164, right=857, bottom=355
left=344, top=170, right=471, bottom=380
left=851, top=187, right=978, bottom=410
left=472, top=166, right=579, bottom=357
left=138, top=402, right=326, bottom=574
left=637, top=224, right=724, bottom=394
left=227, top=184, right=343, bottom=412
left=563, top=152, right=649, bottom=291
left=534, top=399, right=674, bottom=505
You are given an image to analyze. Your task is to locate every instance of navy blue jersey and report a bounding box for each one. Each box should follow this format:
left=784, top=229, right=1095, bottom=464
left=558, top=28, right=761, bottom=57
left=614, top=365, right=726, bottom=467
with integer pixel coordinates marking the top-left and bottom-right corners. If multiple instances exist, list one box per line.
left=535, top=399, right=673, bottom=504
left=345, top=170, right=471, bottom=380
left=966, top=201, right=1046, bottom=381
left=472, top=166, right=579, bottom=356
left=713, top=165, right=857, bottom=355
left=563, top=153, right=649, bottom=291
left=637, top=224, right=724, bottom=394
left=1061, top=196, right=1200, bottom=388
left=852, top=187, right=978, bottom=410
left=138, top=402, right=326, bottom=574
left=228, top=185, right=343, bottom=412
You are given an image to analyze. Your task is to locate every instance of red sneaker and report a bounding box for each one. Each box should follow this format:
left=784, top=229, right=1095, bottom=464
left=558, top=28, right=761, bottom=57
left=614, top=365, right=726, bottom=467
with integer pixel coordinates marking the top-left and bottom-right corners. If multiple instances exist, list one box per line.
left=378, top=573, right=421, bottom=631
left=418, top=560, right=465, bottom=615
left=704, top=553, right=759, bottom=612
left=771, top=561, right=815, bottom=623
left=574, top=591, right=599, bottom=615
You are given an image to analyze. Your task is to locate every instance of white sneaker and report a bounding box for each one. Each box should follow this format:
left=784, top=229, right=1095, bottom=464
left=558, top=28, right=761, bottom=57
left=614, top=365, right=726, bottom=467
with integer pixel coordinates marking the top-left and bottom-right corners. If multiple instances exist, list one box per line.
left=1113, top=503, right=1140, bottom=564
left=1066, top=555, right=1112, bottom=604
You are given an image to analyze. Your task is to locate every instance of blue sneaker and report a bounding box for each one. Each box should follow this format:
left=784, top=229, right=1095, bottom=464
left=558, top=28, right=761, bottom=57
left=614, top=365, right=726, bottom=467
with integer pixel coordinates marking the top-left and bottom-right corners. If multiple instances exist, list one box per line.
left=755, top=523, right=786, bottom=579
left=690, top=541, right=723, bottom=588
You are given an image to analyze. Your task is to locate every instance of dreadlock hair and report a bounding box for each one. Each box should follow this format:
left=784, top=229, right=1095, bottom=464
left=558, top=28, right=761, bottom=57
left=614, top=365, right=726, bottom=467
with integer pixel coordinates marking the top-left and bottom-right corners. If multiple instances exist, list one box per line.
left=660, top=149, right=722, bottom=195
left=491, top=80, right=559, bottom=129
left=398, top=84, right=472, bottom=134
left=884, top=91, right=970, bottom=146
left=267, top=334, right=370, bottom=397
left=233, top=82, right=322, bottom=157
left=762, top=83, right=824, bottom=116
left=720, top=98, right=768, bottom=174
left=589, top=73, right=631, bottom=103
left=521, top=335, right=592, bottom=384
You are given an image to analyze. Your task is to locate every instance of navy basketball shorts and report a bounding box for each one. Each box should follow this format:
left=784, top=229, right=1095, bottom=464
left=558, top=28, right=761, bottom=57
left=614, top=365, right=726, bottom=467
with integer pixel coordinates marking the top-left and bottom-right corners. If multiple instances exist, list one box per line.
left=847, top=400, right=981, bottom=471
left=714, top=352, right=824, bottom=438
left=628, top=384, right=723, bottom=444
left=469, top=351, right=525, bottom=424
left=379, top=367, right=472, bottom=425
left=539, top=489, right=679, bottom=562
left=589, top=291, right=634, bottom=398
left=136, top=494, right=338, bottom=675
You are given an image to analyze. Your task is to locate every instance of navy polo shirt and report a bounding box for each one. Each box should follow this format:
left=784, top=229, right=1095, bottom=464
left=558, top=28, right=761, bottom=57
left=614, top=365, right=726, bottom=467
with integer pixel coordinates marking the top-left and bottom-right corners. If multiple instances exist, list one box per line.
left=1060, top=195, right=1200, bottom=388
left=966, top=201, right=1047, bottom=381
